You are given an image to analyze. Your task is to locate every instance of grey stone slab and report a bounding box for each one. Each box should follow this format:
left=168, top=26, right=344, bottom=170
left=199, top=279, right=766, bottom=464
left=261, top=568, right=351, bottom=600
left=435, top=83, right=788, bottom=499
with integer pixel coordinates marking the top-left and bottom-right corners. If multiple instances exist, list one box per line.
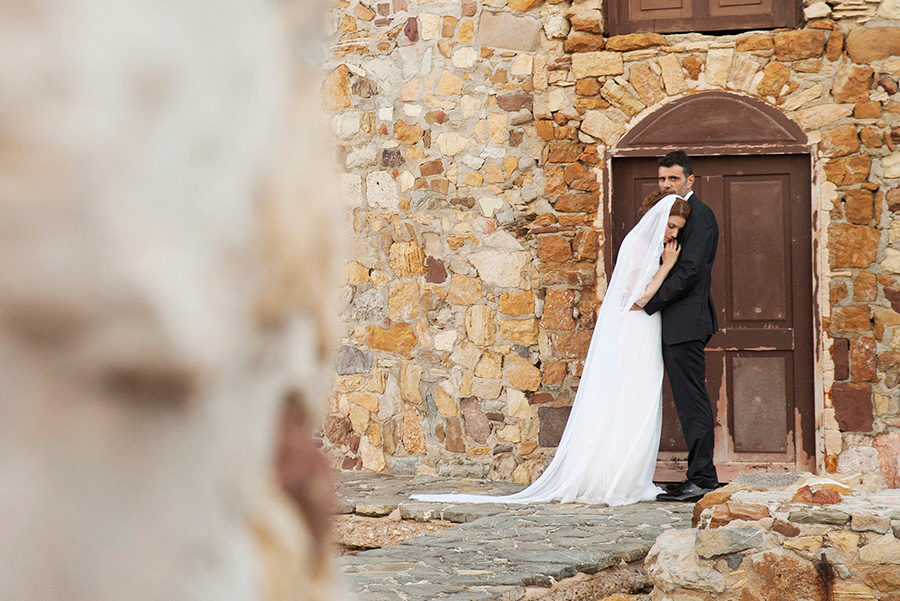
left=355, top=502, right=399, bottom=516
left=350, top=593, right=399, bottom=601
left=609, top=541, right=653, bottom=563
left=788, top=509, right=851, bottom=525
left=442, top=506, right=513, bottom=523
left=731, top=472, right=800, bottom=488
left=335, top=497, right=356, bottom=514
left=696, top=527, right=765, bottom=558
left=399, top=502, right=448, bottom=522
left=615, top=511, right=687, bottom=527
left=438, top=589, right=516, bottom=601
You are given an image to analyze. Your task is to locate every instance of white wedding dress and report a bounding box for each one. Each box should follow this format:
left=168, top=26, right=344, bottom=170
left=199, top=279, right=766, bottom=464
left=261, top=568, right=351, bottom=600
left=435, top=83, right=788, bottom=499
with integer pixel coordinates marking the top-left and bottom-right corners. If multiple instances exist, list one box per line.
left=412, top=195, right=681, bottom=506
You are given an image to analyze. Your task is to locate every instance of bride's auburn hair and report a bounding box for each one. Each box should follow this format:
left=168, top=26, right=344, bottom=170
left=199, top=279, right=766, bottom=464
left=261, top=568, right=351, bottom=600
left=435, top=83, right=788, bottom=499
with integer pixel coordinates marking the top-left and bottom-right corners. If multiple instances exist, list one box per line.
left=640, top=190, right=692, bottom=221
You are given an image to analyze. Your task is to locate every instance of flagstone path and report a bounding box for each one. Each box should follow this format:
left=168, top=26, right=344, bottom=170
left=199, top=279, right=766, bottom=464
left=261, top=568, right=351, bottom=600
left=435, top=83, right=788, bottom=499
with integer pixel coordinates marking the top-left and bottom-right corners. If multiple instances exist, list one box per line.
left=335, top=472, right=694, bottom=601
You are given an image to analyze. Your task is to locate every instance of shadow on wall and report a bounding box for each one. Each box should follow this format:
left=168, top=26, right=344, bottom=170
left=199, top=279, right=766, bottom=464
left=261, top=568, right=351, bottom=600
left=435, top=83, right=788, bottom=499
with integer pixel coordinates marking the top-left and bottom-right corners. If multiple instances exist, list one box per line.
left=0, top=1, right=343, bottom=600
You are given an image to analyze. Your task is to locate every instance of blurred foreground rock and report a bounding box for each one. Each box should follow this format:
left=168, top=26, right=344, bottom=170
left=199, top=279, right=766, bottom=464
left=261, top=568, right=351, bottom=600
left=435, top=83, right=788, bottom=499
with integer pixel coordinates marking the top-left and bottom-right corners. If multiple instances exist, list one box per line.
left=0, top=1, right=341, bottom=600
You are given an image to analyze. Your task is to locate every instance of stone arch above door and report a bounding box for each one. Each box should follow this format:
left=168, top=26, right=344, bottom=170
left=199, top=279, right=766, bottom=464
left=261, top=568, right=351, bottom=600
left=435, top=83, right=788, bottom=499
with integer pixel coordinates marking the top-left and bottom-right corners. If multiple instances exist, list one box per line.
left=614, top=91, right=809, bottom=156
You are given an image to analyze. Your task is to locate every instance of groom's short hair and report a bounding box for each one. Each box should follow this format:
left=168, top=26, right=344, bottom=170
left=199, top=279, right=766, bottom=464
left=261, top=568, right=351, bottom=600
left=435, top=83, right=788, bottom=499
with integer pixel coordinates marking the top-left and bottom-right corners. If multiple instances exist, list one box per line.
left=658, top=150, right=693, bottom=176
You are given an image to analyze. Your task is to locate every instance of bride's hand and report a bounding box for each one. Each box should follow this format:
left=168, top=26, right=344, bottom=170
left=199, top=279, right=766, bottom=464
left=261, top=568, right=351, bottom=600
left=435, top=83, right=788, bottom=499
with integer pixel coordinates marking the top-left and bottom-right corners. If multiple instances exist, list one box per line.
left=662, top=240, right=681, bottom=268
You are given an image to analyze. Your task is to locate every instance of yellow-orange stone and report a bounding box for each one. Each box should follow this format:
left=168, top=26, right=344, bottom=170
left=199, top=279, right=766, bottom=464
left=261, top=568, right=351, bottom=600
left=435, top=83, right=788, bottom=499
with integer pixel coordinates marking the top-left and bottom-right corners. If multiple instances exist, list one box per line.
left=447, top=274, right=483, bottom=305
left=389, top=240, right=426, bottom=278
left=323, top=64, right=352, bottom=111
left=366, top=323, right=418, bottom=357
left=507, top=0, right=540, bottom=10
left=394, top=119, right=424, bottom=144
left=389, top=280, right=420, bottom=321
left=504, top=354, right=542, bottom=391
left=499, top=291, right=535, bottom=315
left=349, top=392, right=379, bottom=412
left=465, top=305, right=497, bottom=347
left=402, top=405, right=426, bottom=454
left=499, top=318, right=539, bottom=345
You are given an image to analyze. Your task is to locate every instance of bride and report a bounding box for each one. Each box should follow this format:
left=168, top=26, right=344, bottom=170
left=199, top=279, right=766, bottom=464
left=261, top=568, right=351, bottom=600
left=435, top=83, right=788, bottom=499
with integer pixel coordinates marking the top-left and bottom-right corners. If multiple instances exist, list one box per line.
left=413, top=192, right=691, bottom=506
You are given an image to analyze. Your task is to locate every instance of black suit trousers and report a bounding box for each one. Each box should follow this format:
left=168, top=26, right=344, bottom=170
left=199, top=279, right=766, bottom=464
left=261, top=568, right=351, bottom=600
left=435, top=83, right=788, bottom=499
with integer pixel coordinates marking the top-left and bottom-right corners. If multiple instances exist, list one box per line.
left=662, top=339, right=719, bottom=488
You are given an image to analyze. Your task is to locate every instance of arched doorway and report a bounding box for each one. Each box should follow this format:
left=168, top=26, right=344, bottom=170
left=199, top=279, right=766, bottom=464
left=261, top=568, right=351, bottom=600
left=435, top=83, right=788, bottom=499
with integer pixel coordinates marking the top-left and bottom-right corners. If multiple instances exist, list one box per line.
left=607, top=92, right=816, bottom=480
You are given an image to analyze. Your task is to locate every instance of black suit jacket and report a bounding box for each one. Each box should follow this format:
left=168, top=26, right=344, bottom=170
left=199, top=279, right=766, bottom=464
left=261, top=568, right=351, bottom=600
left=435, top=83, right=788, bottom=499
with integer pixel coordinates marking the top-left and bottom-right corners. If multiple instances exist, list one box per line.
left=643, top=193, right=718, bottom=345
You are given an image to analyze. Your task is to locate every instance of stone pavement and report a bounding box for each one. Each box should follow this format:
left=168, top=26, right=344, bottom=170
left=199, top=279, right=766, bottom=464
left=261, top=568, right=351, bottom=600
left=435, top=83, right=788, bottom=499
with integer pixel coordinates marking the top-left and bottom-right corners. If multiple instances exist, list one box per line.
left=335, top=472, right=693, bottom=601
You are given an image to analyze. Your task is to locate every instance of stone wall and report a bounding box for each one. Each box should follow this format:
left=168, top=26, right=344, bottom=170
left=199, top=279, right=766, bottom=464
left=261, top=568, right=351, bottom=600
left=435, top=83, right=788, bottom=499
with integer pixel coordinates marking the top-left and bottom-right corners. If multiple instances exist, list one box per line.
left=321, top=0, right=900, bottom=484
left=645, top=473, right=900, bottom=601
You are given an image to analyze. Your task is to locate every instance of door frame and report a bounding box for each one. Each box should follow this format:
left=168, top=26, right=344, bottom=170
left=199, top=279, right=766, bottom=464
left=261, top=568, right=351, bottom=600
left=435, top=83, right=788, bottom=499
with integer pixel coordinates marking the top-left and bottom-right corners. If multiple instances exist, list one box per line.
left=600, top=92, right=821, bottom=479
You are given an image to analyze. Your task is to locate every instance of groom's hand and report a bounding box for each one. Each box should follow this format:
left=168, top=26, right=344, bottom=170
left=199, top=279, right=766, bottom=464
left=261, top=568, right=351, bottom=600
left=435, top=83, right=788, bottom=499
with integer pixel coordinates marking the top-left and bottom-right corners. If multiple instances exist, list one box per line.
left=630, top=303, right=643, bottom=311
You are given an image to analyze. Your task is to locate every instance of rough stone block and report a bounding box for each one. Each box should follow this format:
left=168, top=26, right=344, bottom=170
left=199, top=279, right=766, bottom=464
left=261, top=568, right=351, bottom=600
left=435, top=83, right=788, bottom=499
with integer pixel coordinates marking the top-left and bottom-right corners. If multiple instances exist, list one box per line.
left=468, top=250, right=530, bottom=288
left=402, top=405, right=426, bottom=454
left=833, top=64, right=875, bottom=104
left=834, top=337, right=850, bottom=380
left=461, top=398, right=491, bottom=444
left=658, top=54, right=686, bottom=94
left=499, top=291, right=534, bottom=316
left=645, top=529, right=727, bottom=594
left=504, top=353, right=541, bottom=391
left=794, top=104, right=854, bottom=132
left=845, top=27, right=900, bottom=64
left=323, top=64, right=352, bottom=110
left=851, top=514, right=891, bottom=534
left=537, top=235, right=572, bottom=262
left=555, top=192, right=598, bottom=213
left=424, top=256, right=447, bottom=284
left=564, top=34, right=604, bottom=53
left=850, top=336, right=877, bottom=381
left=549, top=330, right=592, bottom=358
left=844, top=190, right=875, bottom=224
left=580, top=110, right=625, bottom=145
left=825, top=154, right=871, bottom=186
left=537, top=406, right=571, bottom=447
left=859, top=533, right=900, bottom=564
left=828, top=223, right=879, bottom=268
left=787, top=509, right=850, bottom=525
left=366, top=171, right=400, bottom=210
left=756, top=62, right=790, bottom=97
left=476, top=10, right=542, bottom=52
left=336, top=345, right=374, bottom=375
left=389, top=240, right=426, bottom=278
left=605, top=33, right=666, bottom=51
left=773, top=30, right=825, bottom=61
left=465, top=304, right=497, bottom=347
left=498, top=318, right=539, bottom=345
left=832, top=382, right=874, bottom=432
left=448, top=274, right=483, bottom=305
left=736, top=33, right=773, bottom=51
left=696, top=527, right=764, bottom=558
left=571, top=51, right=624, bottom=78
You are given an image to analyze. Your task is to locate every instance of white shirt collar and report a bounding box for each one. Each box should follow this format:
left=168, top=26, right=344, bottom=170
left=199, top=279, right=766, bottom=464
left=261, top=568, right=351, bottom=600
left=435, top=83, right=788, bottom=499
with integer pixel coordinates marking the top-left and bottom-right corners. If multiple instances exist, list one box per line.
left=684, top=190, right=694, bottom=200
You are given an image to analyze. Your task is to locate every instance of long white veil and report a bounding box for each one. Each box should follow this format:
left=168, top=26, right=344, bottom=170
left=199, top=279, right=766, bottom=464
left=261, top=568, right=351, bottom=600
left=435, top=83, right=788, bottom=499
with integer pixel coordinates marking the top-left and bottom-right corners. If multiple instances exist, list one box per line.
left=412, top=194, right=681, bottom=505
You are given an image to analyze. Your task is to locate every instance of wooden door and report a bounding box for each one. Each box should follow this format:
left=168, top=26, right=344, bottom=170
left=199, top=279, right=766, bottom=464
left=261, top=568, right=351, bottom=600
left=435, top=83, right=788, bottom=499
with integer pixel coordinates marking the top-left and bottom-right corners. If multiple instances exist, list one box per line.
left=610, top=155, right=815, bottom=480
left=606, top=0, right=799, bottom=35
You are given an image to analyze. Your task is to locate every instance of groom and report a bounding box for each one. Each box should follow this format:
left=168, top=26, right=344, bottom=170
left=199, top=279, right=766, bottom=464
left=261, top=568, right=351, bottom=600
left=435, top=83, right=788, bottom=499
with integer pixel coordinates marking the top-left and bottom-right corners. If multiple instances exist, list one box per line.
left=643, top=151, right=720, bottom=502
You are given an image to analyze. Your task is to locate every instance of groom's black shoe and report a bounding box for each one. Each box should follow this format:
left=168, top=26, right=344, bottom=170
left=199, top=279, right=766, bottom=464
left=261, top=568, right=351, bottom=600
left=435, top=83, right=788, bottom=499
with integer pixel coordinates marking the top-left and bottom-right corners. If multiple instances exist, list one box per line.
left=664, top=479, right=690, bottom=494
left=656, top=481, right=716, bottom=502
